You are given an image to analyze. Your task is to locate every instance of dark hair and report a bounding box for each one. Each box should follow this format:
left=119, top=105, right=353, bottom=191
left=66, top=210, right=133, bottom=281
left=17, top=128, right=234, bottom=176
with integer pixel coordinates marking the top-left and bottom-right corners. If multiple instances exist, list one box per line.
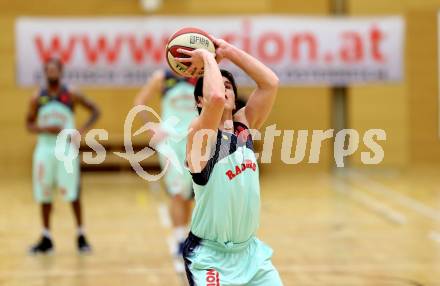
left=44, top=57, right=63, bottom=72
left=194, top=69, right=238, bottom=114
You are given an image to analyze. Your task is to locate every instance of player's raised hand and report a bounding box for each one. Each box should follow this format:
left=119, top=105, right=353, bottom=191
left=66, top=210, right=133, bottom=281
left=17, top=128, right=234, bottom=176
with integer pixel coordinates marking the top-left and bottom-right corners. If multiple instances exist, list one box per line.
left=211, top=37, right=231, bottom=64
left=175, top=48, right=213, bottom=77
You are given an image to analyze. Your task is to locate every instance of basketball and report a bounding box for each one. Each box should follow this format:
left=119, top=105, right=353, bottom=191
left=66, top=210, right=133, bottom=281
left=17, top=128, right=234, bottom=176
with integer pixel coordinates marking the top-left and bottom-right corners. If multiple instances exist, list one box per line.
left=166, top=27, right=216, bottom=77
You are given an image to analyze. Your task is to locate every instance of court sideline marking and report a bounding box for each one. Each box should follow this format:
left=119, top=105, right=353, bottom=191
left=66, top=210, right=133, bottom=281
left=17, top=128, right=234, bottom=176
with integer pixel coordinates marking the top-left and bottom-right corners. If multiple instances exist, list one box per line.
left=345, top=169, right=440, bottom=245
left=346, top=170, right=440, bottom=222
left=331, top=175, right=407, bottom=225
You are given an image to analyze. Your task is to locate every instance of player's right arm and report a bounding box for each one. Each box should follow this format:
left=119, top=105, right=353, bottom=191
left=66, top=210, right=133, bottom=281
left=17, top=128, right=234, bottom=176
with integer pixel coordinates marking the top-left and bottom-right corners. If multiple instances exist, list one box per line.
left=213, top=38, right=279, bottom=130
left=26, top=91, right=61, bottom=135
left=177, top=49, right=225, bottom=173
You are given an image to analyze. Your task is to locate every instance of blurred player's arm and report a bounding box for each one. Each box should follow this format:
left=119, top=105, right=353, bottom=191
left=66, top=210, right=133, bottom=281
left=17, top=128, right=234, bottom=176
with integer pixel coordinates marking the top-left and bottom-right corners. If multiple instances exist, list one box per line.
left=134, top=70, right=171, bottom=146
left=176, top=48, right=225, bottom=172
left=26, top=91, right=61, bottom=134
left=134, top=70, right=165, bottom=122
left=214, top=38, right=279, bottom=129
left=71, top=88, right=100, bottom=135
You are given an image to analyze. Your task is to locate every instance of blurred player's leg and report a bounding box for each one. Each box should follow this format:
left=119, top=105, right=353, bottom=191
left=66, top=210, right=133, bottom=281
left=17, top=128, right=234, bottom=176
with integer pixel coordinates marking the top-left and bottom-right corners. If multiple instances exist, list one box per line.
left=167, top=187, right=193, bottom=273
left=170, top=194, right=190, bottom=240
left=29, top=203, right=54, bottom=254
left=29, top=147, right=55, bottom=254
left=71, top=197, right=92, bottom=253
left=59, top=155, right=92, bottom=254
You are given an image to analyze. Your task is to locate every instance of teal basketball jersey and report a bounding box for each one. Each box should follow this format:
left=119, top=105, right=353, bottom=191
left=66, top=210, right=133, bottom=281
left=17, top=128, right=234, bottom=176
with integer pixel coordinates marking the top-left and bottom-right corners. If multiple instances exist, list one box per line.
left=190, top=122, right=260, bottom=244
left=36, top=85, right=75, bottom=146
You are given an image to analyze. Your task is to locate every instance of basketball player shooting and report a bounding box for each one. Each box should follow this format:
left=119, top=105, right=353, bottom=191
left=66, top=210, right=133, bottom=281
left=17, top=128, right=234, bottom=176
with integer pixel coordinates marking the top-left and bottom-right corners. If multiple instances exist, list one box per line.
left=177, top=37, right=283, bottom=285
left=26, top=58, right=100, bottom=255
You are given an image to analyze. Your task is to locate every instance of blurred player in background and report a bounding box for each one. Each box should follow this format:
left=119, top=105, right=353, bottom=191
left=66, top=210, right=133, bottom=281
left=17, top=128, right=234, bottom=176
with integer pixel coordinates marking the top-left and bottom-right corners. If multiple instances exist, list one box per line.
left=134, top=69, right=198, bottom=272
left=26, top=58, right=100, bottom=254
left=178, top=37, right=283, bottom=285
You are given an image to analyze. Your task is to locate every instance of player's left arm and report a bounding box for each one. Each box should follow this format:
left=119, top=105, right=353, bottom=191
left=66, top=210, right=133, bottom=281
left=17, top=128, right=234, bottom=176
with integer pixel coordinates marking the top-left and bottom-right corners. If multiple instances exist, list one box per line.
left=213, top=38, right=279, bottom=129
left=71, top=87, right=101, bottom=134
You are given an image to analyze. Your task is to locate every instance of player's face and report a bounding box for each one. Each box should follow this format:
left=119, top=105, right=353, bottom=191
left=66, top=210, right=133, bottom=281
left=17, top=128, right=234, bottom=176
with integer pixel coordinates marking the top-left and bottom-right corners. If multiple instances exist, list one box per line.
left=196, top=76, right=236, bottom=112
left=223, top=77, right=236, bottom=111
left=45, top=62, right=61, bottom=85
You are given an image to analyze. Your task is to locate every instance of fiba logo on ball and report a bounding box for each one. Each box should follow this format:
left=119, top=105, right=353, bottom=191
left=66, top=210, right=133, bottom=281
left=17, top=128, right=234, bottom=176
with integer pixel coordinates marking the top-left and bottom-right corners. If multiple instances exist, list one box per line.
left=166, top=27, right=216, bottom=77
left=189, top=35, right=210, bottom=47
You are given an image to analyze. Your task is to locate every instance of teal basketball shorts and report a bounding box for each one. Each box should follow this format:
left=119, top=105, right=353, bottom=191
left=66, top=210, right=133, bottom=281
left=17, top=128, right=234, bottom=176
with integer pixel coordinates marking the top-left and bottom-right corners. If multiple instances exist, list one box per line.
left=183, top=232, right=283, bottom=286
left=32, top=144, right=80, bottom=203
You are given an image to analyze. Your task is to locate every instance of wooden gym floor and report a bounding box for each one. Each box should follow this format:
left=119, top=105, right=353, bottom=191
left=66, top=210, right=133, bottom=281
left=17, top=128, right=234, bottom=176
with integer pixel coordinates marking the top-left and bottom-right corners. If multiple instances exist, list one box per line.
left=1, top=168, right=440, bottom=286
